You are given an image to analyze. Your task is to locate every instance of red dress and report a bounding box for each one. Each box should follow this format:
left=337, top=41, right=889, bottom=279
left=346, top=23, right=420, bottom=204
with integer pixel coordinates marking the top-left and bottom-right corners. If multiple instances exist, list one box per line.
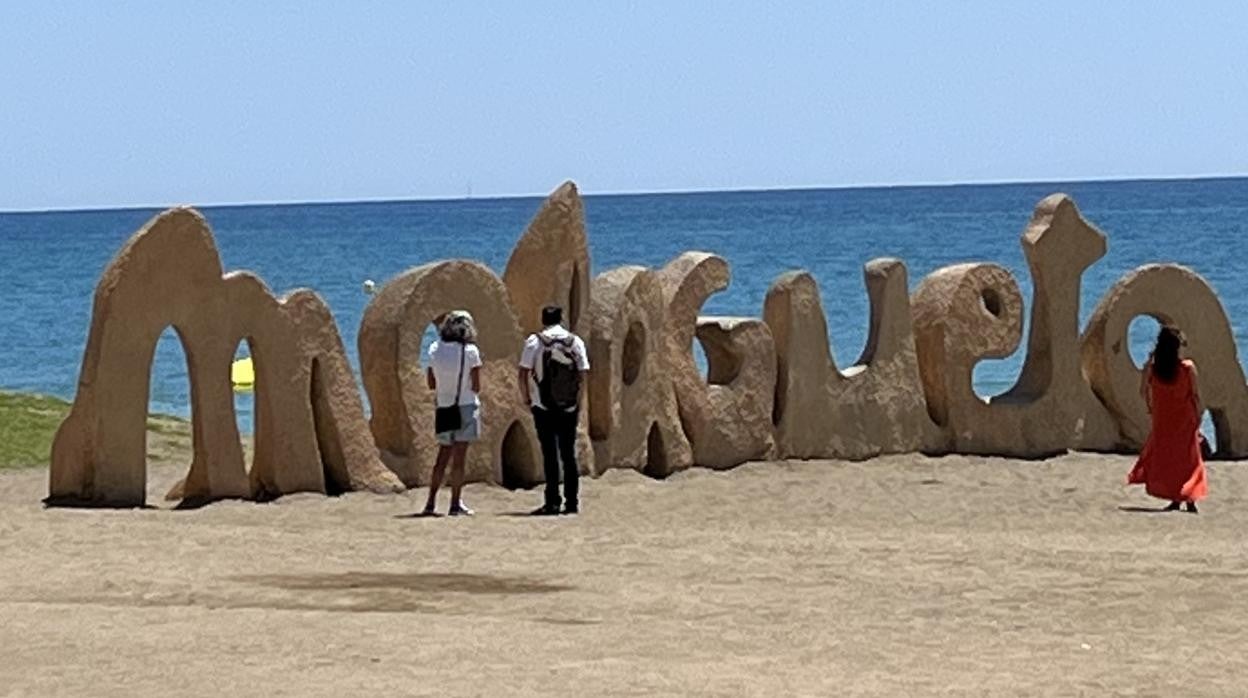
left=1127, top=359, right=1208, bottom=502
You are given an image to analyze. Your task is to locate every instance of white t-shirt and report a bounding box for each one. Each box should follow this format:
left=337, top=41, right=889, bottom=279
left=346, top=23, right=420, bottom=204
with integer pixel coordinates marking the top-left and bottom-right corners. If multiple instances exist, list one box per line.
left=519, top=325, right=590, bottom=411
left=427, top=341, right=482, bottom=407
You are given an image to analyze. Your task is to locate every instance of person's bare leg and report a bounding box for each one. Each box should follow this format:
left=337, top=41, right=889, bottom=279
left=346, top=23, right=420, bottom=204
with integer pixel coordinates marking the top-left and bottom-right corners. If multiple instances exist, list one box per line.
left=448, top=442, right=472, bottom=515
left=425, top=445, right=452, bottom=513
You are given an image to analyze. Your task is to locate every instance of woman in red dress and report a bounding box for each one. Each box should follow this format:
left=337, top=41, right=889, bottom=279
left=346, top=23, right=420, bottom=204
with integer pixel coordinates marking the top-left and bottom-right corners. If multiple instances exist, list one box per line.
left=1127, top=325, right=1208, bottom=513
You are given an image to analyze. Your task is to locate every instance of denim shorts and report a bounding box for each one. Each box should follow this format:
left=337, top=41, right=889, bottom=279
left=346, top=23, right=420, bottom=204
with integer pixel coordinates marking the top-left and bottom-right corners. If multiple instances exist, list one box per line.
left=436, top=403, right=481, bottom=445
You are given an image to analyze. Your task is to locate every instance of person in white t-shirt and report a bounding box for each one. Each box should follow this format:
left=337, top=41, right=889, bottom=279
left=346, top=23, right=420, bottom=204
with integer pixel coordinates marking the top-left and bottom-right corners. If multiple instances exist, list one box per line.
left=518, top=305, right=590, bottom=515
left=423, top=310, right=482, bottom=516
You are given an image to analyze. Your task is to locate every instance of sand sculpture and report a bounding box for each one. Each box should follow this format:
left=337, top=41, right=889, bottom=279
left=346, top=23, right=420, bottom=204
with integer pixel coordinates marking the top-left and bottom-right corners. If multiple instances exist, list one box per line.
left=48, top=208, right=402, bottom=507
left=48, top=187, right=1248, bottom=507
left=1082, top=264, right=1248, bottom=457
left=358, top=260, right=542, bottom=487
left=764, top=259, right=939, bottom=460
left=502, top=181, right=592, bottom=337
left=586, top=266, right=693, bottom=476
left=659, top=252, right=777, bottom=469
left=912, top=195, right=1132, bottom=456
left=500, top=181, right=596, bottom=478
left=359, top=182, right=594, bottom=488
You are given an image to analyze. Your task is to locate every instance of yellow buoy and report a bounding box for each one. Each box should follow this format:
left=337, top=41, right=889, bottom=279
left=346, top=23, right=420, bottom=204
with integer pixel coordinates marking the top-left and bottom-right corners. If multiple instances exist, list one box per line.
left=231, top=356, right=255, bottom=391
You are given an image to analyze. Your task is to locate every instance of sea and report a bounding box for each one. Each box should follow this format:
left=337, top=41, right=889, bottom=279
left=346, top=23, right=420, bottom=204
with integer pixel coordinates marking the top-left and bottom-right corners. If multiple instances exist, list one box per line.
left=2, top=177, right=1247, bottom=434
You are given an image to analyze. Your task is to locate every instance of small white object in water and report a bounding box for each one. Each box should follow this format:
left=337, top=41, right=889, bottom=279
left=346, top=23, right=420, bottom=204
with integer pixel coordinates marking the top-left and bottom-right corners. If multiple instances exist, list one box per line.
left=363, top=279, right=376, bottom=294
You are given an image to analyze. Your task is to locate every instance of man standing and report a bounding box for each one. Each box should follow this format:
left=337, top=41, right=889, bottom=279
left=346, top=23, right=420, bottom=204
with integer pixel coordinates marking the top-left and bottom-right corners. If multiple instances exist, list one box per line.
left=519, top=305, right=590, bottom=515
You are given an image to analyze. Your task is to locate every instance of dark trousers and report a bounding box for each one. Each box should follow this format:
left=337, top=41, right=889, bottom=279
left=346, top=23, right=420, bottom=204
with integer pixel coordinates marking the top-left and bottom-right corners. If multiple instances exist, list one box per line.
left=533, top=407, right=579, bottom=509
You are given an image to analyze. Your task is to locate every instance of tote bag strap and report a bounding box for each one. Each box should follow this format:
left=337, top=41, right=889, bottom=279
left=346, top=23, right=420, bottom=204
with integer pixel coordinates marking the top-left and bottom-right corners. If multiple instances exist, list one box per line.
left=452, top=343, right=467, bottom=406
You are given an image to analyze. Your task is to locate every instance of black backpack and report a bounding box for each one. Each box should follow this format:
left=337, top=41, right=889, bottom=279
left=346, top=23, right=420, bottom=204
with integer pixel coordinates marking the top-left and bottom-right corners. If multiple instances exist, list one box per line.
left=538, top=335, right=582, bottom=410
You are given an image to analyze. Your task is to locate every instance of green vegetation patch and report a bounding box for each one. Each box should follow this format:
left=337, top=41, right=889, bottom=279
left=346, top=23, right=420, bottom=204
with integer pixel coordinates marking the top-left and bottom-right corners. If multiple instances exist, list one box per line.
left=0, top=391, right=192, bottom=469
left=0, top=392, right=71, bottom=468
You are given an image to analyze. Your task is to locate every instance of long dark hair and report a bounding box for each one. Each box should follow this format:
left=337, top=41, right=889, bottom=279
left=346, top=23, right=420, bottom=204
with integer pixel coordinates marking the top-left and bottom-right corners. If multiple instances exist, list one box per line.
left=1151, top=325, right=1185, bottom=383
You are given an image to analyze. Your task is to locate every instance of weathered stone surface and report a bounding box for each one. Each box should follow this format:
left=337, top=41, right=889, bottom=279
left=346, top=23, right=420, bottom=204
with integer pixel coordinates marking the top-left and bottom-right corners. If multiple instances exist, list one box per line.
left=502, top=181, right=596, bottom=473
left=49, top=208, right=401, bottom=507
left=1082, top=264, right=1248, bottom=456
left=285, top=291, right=401, bottom=494
left=693, top=317, right=778, bottom=466
left=503, top=181, right=592, bottom=336
left=53, top=187, right=1248, bottom=510
left=911, top=195, right=1120, bottom=456
left=765, top=258, right=939, bottom=460
left=359, top=260, right=548, bottom=486
left=911, top=263, right=1025, bottom=443
left=587, top=266, right=692, bottom=476
left=658, top=252, right=776, bottom=468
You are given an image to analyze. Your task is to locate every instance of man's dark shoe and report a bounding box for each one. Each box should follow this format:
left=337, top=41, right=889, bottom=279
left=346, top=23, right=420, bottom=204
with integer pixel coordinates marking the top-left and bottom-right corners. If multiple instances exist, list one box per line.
left=530, top=505, right=560, bottom=516
left=1185, top=502, right=1199, bottom=514
left=562, top=505, right=578, bottom=516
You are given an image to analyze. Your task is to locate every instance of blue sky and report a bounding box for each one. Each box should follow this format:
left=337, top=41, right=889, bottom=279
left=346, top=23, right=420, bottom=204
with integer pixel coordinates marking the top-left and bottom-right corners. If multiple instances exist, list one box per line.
left=1, top=1, right=1245, bottom=210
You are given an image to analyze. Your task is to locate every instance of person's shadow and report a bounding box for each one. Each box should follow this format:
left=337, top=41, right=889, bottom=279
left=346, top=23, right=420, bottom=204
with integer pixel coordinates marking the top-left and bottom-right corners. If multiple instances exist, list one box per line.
left=1117, top=505, right=1174, bottom=514
left=393, top=511, right=442, bottom=519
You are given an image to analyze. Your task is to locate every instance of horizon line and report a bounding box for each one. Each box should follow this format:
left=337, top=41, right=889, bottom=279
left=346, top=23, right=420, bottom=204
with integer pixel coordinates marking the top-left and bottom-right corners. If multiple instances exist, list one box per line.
left=3, top=171, right=1246, bottom=215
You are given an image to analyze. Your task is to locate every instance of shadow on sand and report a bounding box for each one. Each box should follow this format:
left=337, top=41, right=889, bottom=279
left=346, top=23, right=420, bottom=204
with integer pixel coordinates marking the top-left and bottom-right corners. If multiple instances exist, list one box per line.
left=1118, top=505, right=1176, bottom=514
left=233, top=571, right=573, bottom=595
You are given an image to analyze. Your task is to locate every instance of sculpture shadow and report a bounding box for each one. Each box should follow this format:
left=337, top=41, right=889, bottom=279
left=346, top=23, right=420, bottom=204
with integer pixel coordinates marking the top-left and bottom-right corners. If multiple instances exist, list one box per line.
left=42, top=496, right=158, bottom=510
left=21, top=573, right=575, bottom=617
left=233, top=571, right=573, bottom=595
left=174, top=496, right=243, bottom=511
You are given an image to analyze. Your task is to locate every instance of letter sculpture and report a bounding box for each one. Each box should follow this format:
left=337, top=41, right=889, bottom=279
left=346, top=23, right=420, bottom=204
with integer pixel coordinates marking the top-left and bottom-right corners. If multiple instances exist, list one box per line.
left=659, top=252, right=777, bottom=469
left=1082, top=264, right=1248, bottom=456
left=911, top=195, right=1121, bottom=456
left=47, top=187, right=1248, bottom=507
left=359, top=260, right=543, bottom=487
left=359, top=181, right=594, bottom=487
left=586, top=266, right=693, bottom=476
left=764, top=259, right=939, bottom=459
left=49, top=209, right=402, bottom=507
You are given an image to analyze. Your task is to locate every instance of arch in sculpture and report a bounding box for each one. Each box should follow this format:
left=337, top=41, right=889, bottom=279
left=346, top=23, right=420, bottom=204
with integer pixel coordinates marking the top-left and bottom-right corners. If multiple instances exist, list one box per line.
left=658, top=252, right=777, bottom=469
left=1081, top=264, right=1248, bottom=457
left=359, top=260, right=549, bottom=486
left=48, top=208, right=400, bottom=507
left=586, top=266, right=692, bottom=476
left=764, top=258, right=939, bottom=460
left=500, top=419, right=542, bottom=489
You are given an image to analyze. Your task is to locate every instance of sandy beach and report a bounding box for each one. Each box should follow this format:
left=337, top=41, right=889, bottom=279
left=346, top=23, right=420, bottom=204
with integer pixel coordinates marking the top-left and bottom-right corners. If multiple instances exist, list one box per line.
left=1, top=454, right=1245, bottom=696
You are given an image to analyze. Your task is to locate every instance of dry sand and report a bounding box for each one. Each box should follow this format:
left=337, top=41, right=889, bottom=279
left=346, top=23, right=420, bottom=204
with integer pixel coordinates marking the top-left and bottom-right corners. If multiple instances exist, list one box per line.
left=1, top=454, right=1246, bottom=697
